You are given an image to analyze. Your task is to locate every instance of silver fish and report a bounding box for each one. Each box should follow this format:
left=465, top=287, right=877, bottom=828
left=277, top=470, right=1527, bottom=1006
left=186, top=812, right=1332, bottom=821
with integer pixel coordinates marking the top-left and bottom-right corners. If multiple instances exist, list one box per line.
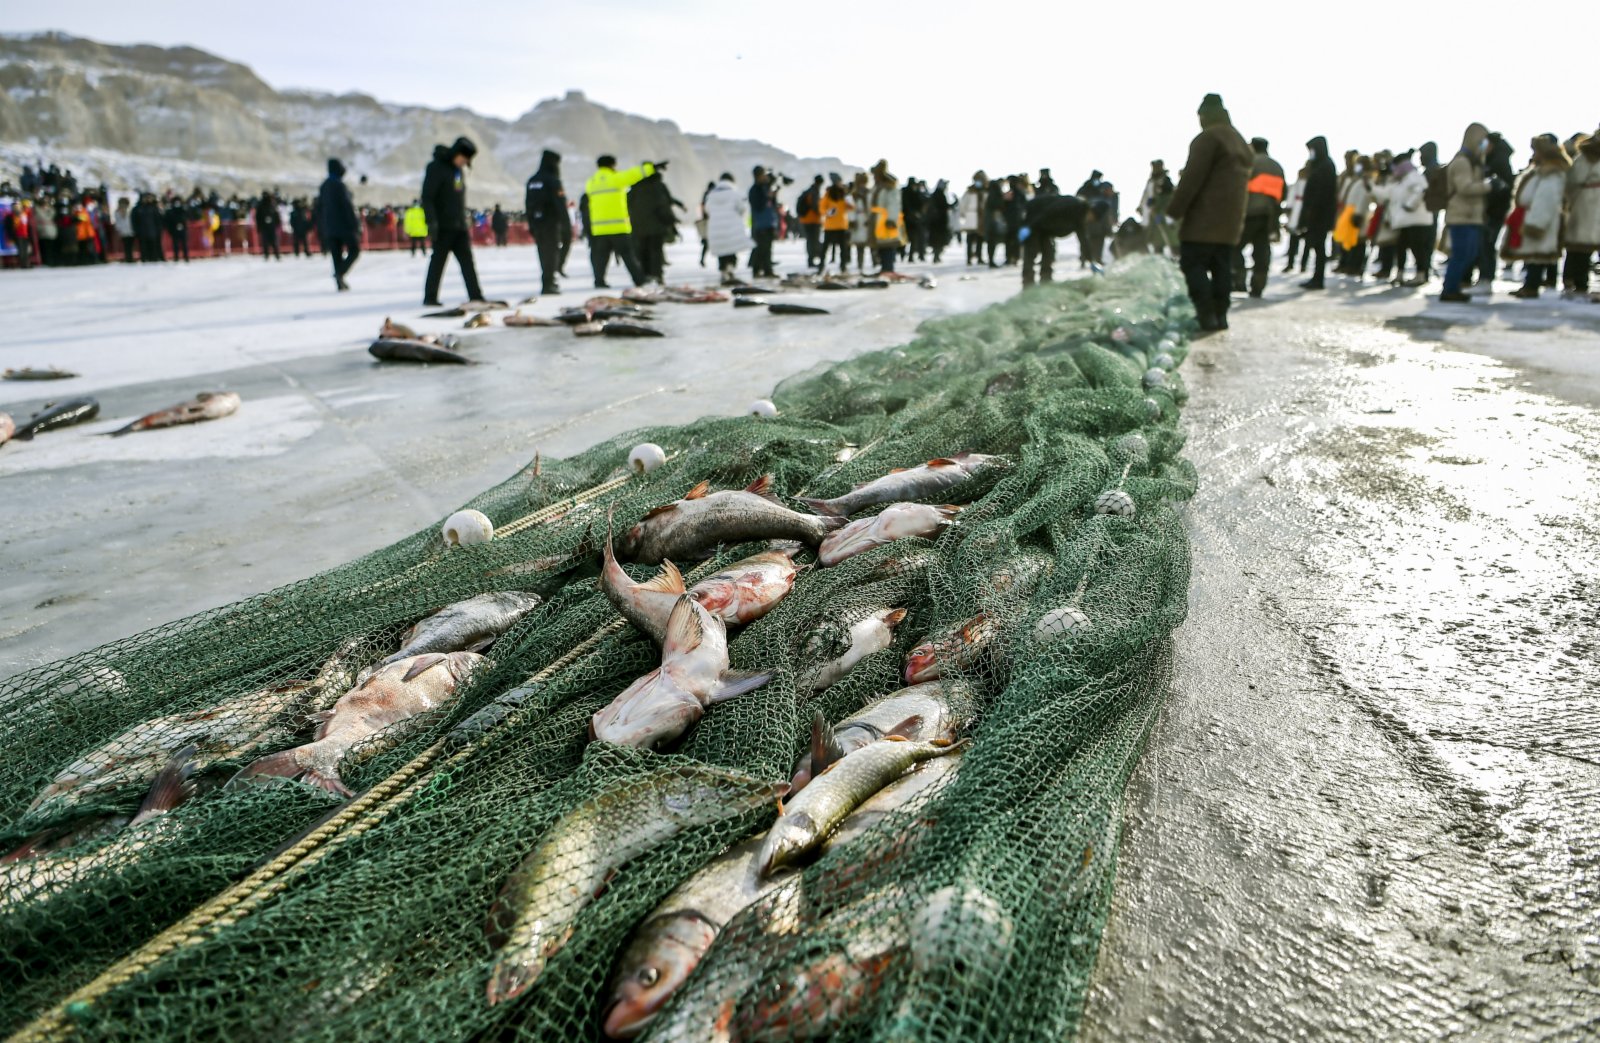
left=3, top=367, right=78, bottom=381
left=237, top=651, right=483, bottom=796
left=800, top=453, right=1002, bottom=517
left=591, top=597, right=771, bottom=748
left=787, top=679, right=975, bottom=794
left=369, top=339, right=472, bottom=364
left=817, top=503, right=960, bottom=567
left=483, top=763, right=783, bottom=1006
left=109, top=391, right=240, bottom=437
left=801, top=607, right=908, bottom=692
left=618, top=476, right=845, bottom=565
left=380, top=591, right=543, bottom=666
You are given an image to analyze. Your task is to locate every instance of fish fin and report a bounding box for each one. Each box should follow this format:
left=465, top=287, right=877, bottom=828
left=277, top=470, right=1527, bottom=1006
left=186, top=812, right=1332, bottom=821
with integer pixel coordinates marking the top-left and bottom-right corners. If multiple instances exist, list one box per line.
left=775, top=796, right=786, bottom=815
left=683, top=480, right=712, bottom=500
left=302, top=771, right=355, bottom=798
left=927, top=458, right=959, bottom=467
left=888, top=467, right=909, bottom=474
left=638, top=559, right=687, bottom=594
left=641, top=503, right=678, bottom=521
left=708, top=670, right=772, bottom=705
left=131, top=745, right=199, bottom=824
left=810, top=711, right=845, bottom=772
left=883, top=607, right=909, bottom=628
left=107, top=421, right=141, bottom=438
left=743, top=475, right=780, bottom=502
left=960, top=613, right=988, bottom=641
left=235, top=749, right=303, bottom=785
left=938, top=505, right=964, bottom=519
left=797, top=496, right=844, bottom=517
left=885, top=734, right=910, bottom=742
left=465, top=636, right=496, bottom=654
left=310, top=709, right=336, bottom=740
left=887, top=714, right=925, bottom=739
left=663, top=597, right=705, bottom=656
left=401, top=653, right=448, bottom=682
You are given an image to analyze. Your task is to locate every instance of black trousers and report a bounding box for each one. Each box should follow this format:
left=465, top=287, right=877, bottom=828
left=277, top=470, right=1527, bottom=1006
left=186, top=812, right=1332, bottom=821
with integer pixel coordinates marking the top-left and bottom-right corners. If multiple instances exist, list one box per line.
left=532, top=225, right=561, bottom=289
left=966, top=231, right=984, bottom=264
left=260, top=229, right=281, bottom=259
left=1235, top=214, right=1273, bottom=294
left=558, top=226, right=572, bottom=273
left=138, top=235, right=163, bottom=262
left=168, top=230, right=189, bottom=261
left=1179, top=241, right=1234, bottom=324
left=1566, top=248, right=1593, bottom=293
left=638, top=233, right=667, bottom=282
left=1021, top=234, right=1057, bottom=286
left=590, top=233, right=643, bottom=287
left=121, top=237, right=135, bottom=263
left=409, top=236, right=427, bottom=257
left=823, top=229, right=849, bottom=268
left=750, top=228, right=776, bottom=276
left=293, top=230, right=311, bottom=256
left=425, top=228, right=483, bottom=301
left=329, top=237, right=360, bottom=280
left=803, top=223, right=822, bottom=269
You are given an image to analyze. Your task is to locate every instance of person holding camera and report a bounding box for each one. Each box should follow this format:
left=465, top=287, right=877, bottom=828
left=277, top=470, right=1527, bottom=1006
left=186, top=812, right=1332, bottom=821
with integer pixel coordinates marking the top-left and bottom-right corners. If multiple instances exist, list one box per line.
left=584, top=154, right=663, bottom=288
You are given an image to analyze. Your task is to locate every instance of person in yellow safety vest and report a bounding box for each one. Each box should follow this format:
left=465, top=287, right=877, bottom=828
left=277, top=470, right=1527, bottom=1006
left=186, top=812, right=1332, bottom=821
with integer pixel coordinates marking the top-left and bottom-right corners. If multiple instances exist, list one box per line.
left=583, top=154, right=665, bottom=288
left=403, top=200, right=428, bottom=256
left=1235, top=136, right=1286, bottom=297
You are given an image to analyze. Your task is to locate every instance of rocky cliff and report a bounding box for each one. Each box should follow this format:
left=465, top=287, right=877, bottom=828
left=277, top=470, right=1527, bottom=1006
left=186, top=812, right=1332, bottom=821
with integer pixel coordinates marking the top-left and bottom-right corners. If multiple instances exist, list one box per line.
left=0, top=32, right=858, bottom=208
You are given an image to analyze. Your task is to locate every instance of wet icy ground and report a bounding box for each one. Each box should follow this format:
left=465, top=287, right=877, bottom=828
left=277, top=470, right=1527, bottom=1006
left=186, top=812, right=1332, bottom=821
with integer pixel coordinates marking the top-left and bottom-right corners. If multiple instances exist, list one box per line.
left=4, top=240, right=1599, bottom=1037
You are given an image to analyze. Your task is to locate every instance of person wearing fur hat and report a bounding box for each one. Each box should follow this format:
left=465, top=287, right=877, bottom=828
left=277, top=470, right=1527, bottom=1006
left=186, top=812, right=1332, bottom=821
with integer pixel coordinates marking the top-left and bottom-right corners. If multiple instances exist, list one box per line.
left=1505, top=134, right=1572, bottom=299
left=1564, top=128, right=1600, bottom=301
left=1165, top=93, right=1253, bottom=331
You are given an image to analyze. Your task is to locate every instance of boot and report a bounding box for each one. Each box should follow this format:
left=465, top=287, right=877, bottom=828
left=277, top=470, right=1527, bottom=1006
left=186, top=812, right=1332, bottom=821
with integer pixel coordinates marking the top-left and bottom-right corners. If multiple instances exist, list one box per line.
left=1300, top=278, right=1325, bottom=290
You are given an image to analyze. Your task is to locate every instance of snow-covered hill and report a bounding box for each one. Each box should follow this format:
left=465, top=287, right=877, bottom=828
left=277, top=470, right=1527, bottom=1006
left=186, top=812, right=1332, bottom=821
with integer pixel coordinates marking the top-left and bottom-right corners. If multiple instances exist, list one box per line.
left=0, top=32, right=859, bottom=207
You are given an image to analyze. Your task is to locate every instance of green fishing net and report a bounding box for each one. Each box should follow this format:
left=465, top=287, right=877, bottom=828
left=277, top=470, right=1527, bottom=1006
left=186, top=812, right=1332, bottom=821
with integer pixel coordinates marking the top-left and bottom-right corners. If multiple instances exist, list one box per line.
left=0, top=257, right=1196, bottom=1042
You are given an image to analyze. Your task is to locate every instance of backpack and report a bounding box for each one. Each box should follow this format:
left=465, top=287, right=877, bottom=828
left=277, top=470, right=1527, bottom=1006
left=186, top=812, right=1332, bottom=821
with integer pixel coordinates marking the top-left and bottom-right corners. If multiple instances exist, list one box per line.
left=1422, top=165, right=1450, bottom=213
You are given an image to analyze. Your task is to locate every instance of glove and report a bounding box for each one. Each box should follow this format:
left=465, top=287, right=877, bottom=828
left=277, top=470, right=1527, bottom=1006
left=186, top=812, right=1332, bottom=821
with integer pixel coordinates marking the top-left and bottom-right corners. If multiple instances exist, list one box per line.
left=1017, top=226, right=1032, bottom=242
left=655, top=160, right=670, bottom=171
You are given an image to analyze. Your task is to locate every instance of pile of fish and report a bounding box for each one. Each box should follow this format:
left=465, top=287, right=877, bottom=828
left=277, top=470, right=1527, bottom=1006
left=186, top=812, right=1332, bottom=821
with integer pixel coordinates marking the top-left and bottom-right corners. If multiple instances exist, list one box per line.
left=621, top=285, right=729, bottom=305
left=559, top=297, right=664, bottom=338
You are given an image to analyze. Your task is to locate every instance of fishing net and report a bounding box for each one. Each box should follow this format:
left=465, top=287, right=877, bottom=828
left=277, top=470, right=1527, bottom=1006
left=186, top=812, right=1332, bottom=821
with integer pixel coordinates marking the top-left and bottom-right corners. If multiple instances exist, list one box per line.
left=0, top=257, right=1196, bottom=1042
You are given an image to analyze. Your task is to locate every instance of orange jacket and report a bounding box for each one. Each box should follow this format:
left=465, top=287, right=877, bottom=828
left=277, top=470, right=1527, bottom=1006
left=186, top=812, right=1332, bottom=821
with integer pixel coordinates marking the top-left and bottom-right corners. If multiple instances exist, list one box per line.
left=820, top=194, right=853, bottom=231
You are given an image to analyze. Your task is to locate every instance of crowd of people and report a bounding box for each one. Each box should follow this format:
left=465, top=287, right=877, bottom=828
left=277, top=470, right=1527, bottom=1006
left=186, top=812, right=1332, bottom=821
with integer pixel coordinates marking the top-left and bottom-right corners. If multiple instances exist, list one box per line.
left=6, top=109, right=1598, bottom=322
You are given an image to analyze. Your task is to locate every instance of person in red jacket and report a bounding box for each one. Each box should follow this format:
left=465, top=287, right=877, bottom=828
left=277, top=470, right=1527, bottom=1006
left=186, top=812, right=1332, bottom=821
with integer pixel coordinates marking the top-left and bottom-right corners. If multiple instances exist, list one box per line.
left=5, top=200, right=37, bottom=269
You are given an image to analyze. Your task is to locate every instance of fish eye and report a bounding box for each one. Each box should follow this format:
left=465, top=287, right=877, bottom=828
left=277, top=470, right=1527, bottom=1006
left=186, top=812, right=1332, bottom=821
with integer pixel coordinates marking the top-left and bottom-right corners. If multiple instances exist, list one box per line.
left=638, top=966, right=660, bottom=987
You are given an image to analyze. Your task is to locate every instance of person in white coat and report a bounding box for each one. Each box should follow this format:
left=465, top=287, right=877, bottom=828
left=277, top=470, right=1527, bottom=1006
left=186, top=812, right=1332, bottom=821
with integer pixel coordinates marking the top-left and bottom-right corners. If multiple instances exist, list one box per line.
left=1335, top=157, right=1375, bottom=278
left=1371, top=150, right=1432, bottom=286
left=703, top=172, right=753, bottom=285
left=960, top=172, right=987, bottom=265
left=1282, top=165, right=1308, bottom=273
left=1506, top=135, right=1571, bottom=299
left=1564, top=128, right=1600, bottom=301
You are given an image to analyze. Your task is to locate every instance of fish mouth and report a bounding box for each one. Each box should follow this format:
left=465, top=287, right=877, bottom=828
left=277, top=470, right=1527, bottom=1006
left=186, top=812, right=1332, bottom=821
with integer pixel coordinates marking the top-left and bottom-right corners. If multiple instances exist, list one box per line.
left=601, top=999, right=656, bottom=1039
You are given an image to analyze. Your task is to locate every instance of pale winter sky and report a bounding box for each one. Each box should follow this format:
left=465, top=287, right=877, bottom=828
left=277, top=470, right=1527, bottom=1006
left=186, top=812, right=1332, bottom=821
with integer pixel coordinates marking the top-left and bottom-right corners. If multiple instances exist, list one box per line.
left=5, top=0, right=1598, bottom=194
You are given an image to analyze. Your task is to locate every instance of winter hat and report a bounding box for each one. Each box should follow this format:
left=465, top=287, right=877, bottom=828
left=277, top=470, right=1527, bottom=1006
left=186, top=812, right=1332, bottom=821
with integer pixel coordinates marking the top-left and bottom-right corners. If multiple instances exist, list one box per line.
left=1197, top=94, right=1226, bottom=118
left=1250, top=137, right=1269, bottom=152
left=327, top=158, right=346, bottom=177
left=829, top=172, right=843, bottom=185
left=450, top=137, right=478, bottom=164
left=598, top=154, right=617, bottom=168
left=719, top=172, right=735, bottom=182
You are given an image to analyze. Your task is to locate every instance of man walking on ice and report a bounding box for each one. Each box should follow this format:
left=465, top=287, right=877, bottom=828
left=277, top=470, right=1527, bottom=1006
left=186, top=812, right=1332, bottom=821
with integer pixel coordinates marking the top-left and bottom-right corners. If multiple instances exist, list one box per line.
left=422, top=136, right=488, bottom=306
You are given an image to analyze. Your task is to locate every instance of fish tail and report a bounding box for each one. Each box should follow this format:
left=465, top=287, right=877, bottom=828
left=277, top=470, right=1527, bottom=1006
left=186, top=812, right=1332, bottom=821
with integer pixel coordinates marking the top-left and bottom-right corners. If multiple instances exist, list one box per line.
left=234, top=748, right=305, bottom=786
left=131, top=745, right=199, bottom=824
left=798, top=496, right=844, bottom=517
left=107, top=422, right=139, bottom=438
left=302, top=770, right=355, bottom=798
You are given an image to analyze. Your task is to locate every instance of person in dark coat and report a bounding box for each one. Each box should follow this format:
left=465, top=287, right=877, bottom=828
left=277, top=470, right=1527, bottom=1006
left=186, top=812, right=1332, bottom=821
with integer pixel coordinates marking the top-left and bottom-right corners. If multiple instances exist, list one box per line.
left=628, top=171, right=684, bottom=284
left=1297, top=136, right=1339, bottom=289
left=317, top=158, right=360, bottom=291
left=1018, top=194, right=1086, bottom=287
left=255, top=190, right=283, bottom=260
left=1036, top=169, right=1060, bottom=198
left=289, top=200, right=311, bottom=256
left=132, top=193, right=165, bottom=262
left=163, top=199, right=190, bottom=262
left=525, top=150, right=566, bottom=293
left=747, top=167, right=779, bottom=277
left=1471, top=132, right=1515, bottom=285
left=983, top=180, right=1007, bottom=267
left=1165, top=93, right=1253, bottom=330
left=1003, top=177, right=1027, bottom=265
left=421, top=137, right=485, bottom=305
left=925, top=179, right=953, bottom=263
left=491, top=204, right=509, bottom=247
left=1235, top=138, right=1285, bottom=297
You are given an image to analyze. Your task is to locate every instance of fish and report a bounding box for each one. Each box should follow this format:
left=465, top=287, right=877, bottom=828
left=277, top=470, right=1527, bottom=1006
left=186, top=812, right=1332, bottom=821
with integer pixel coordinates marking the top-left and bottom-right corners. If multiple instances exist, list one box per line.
left=557, top=308, right=594, bottom=325
left=0, top=413, right=12, bottom=445
left=504, top=311, right=565, bottom=328
left=733, top=297, right=768, bottom=308
left=27, top=640, right=363, bottom=820
left=517, top=295, right=542, bottom=306
left=800, top=453, right=1003, bottom=517
left=602, top=322, right=665, bottom=337
left=421, top=306, right=467, bottom=318
left=814, top=281, right=851, bottom=292
left=904, top=612, right=1001, bottom=684
left=10, top=397, right=100, bottom=441
left=463, top=299, right=512, bottom=312
left=3, top=367, right=78, bottom=380
left=729, top=285, right=770, bottom=296
left=918, top=274, right=938, bottom=289
left=380, top=591, right=543, bottom=666
left=730, top=916, right=904, bottom=1043
left=573, top=321, right=606, bottom=336
left=856, top=278, right=890, bottom=289
left=601, top=752, right=961, bottom=1038
left=757, top=737, right=963, bottom=876
left=483, top=763, right=783, bottom=1006
left=463, top=313, right=494, bottom=329
left=601, top=516, right=689, bottom=643
left=109, top=390, right=241, bottom=437
left=1, top=747, right=199, bottom=911
left=591, top=596, right=772, bottom=748
left=236, top=651, right=484, bottom=796
left=980, top=549, right=1055, bottom=600
left=369, top=339, right=472, bottom=364
left=686, top=548, right=800, bottom=627
left=788, top=679, right=974, bottom=794
left=380, top=317, right=419, bottom=340
left=768, top=303, right=829, bottom=316
left=817, top=503, right=961, bottom=567
left=618, top=476, right=846, bottom=565
left=591, top=307, right=654, bottom=321
left=801, top=607, right=908, bottom=692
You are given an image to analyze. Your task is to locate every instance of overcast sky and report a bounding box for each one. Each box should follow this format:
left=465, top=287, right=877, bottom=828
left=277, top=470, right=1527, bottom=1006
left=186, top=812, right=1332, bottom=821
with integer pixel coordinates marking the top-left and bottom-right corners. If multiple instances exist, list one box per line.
left=5, top=0, right=1597, bottom=193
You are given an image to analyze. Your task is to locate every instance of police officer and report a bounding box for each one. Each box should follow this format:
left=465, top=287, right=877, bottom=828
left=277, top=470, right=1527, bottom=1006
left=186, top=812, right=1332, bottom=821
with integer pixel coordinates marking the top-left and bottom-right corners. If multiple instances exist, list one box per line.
left=524, top=150, right=565, bottom=294
left=421, top=136, right=485, bottom=306
left=584, top=154, right=663, bottom=288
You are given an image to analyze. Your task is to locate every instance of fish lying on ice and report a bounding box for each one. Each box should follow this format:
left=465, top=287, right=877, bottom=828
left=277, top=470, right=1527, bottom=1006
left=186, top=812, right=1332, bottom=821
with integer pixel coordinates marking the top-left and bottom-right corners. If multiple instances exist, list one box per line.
left=787, top=678, right=974, bottom=794
left=590, top=597, right=770, bottom=748
left=237, top=651, right=484, bottom=796
left=380, top=317, right=419, bottom=340
left=463, top=313, right=494, bottom=329
left=618, top=476, right=845, bottom=565
left=601, top=322, right=664, bottom=337
left=3, top=367, right=77, bottom=381
left=109, top=391, right=241, bottom=437
left=483, top=763, right=783, bottom=1006
left=817, top=503, right=961, bottom=566
left=768, top=303, right=829, bottom=316
left=369, top=339, right=472, bottom=364
left=800, top=453, right=1003, bottom=517
left=9, top=397, right=101, bottom=441
left=801, top=607, right=907, bottom=692
left=503, top=311, right=565, bottom=328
